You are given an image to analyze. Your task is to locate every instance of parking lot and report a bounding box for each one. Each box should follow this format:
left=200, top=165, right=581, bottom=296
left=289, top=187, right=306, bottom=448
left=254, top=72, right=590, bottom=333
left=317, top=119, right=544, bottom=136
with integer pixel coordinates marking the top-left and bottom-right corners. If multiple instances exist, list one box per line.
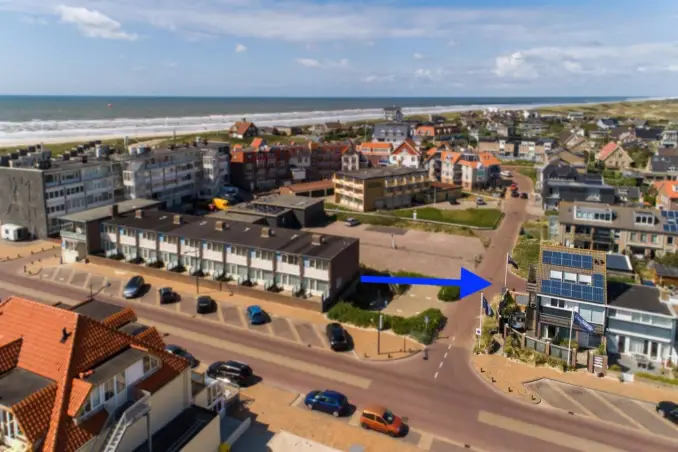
left=526, top=379, right=678, bottom=440
left=37, top=265, right=332, bottom=352
left=306, top=222, right=485, bottom=278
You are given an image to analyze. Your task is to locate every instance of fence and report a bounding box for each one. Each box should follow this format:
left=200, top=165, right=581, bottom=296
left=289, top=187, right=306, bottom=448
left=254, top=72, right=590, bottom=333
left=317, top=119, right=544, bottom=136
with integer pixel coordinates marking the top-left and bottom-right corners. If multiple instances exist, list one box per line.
left=505, top=325, right=577, bottom=367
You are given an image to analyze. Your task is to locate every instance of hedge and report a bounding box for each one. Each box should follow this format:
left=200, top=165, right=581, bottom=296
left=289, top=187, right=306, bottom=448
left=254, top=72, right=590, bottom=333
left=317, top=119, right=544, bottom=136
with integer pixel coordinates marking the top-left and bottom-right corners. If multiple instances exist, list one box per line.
left=635, top=372, right=678, bottom=386
left=437, top=286, right=460, bottom=302
left=327, top=302, right=446, bottom=345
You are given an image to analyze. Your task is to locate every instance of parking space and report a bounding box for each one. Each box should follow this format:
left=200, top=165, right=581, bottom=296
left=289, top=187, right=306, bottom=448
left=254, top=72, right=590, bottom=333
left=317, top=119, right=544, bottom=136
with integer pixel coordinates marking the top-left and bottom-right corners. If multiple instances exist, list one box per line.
left=53, top=267, right=73, bottom=284
left=69, top=271, right=89, bottom=288
left=270, top=317, right=296, bottom=341
left=527, top=379, right=678, bottom=440
left=294, top=322, right=326, bottom=349
left=400, top=428, right=421, bottom=446
left=140, top=287, right=159, bottom=305
left=221, top=304, right=245, bottom=327
left=103, top=280, right=120, bottom=297
left=429, top=438, right=469, bottom=452
left=39, top=267, right=56, bottom=280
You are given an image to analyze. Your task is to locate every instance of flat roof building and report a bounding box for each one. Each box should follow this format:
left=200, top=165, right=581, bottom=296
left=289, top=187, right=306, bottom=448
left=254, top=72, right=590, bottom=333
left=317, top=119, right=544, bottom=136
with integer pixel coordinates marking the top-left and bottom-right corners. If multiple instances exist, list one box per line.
left=225, top=194, right=326, bottom=228
left=98, top=209, right=359, bottom=310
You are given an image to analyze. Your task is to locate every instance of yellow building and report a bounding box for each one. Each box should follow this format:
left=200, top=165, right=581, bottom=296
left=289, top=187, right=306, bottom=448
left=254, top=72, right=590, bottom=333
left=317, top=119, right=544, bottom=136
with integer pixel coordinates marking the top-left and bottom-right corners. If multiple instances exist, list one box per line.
left=333, top=167, right=431, bottom=211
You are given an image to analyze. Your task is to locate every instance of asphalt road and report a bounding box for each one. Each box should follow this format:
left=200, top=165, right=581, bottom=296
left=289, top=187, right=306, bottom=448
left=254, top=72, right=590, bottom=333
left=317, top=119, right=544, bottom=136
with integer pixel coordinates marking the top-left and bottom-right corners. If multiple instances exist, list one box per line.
left=1, top=174, right=676, bottom=451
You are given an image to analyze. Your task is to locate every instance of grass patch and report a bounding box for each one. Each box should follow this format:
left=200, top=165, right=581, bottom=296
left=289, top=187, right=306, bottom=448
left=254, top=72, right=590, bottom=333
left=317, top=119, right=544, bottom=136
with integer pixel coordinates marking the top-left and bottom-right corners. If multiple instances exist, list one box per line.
left=331, top=212, right=476, bottom=237
left=391, top=207, right=503, bottom=228
left=517, top=167, right=537, bottom=184
left=504, top=160, right=537, bottom=167
left=511, top=220, right=546, bottom=278
left=635, top=372, right=678, bottom=386
left=327, top=302, right=446, bottom=345
left=323, top=202, right=354, bottom=212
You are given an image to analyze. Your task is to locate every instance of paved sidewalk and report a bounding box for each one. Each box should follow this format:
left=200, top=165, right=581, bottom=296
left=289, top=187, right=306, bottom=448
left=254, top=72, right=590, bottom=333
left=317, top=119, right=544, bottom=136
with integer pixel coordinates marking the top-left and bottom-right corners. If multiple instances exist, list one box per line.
left=0, top=240, right=59, bottom=261
left=26, top=261, right=423, bottom=361
left=472, top=354, right=678, bottom=405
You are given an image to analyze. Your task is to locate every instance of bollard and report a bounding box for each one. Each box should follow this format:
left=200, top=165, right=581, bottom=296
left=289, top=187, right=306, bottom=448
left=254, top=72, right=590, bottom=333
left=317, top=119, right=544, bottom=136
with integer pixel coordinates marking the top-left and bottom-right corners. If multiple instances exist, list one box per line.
left=23, top=266, right=26, bottom=273
left=508, top=386, right=512, bottom=393
left=491, top=376, right=496, bottom=383
left=480, top=367, right=485, bottom=373
left=387, top=353, right=391, bottom=358
left=423, top=348, right=429, bottom=360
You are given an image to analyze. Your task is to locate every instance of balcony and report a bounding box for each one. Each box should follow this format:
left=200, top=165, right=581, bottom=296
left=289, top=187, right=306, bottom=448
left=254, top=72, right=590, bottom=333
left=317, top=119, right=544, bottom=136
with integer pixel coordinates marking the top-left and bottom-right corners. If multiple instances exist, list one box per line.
left=60, top=223, right=86, bottom=242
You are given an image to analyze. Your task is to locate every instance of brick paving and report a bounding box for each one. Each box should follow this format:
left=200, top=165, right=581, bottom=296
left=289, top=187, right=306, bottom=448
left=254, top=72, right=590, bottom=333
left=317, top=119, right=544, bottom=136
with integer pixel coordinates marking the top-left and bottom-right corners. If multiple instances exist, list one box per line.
left=294, top=322, right=325, bottom=348
left=270, top=317, right=296, bottom=341
left=69, top=271, right=88, bottom=288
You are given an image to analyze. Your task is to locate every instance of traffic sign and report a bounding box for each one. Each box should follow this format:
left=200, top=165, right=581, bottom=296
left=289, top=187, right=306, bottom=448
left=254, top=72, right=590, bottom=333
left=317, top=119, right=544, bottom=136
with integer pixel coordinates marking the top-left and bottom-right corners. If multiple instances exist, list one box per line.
left=475, top=328, right=481, bottom=336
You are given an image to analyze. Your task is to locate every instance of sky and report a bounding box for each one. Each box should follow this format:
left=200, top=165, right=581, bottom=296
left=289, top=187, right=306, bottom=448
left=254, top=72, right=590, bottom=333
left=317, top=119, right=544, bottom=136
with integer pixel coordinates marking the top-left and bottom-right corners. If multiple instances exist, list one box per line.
left=0, top=0, right=676, bottom=97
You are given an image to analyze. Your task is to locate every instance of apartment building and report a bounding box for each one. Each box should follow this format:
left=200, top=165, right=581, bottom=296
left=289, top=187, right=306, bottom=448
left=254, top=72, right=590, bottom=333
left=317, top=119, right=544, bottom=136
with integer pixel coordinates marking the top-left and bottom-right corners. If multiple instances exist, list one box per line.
left=116, top=140, right=231, bottom=207
left=534, top=246, right=608, bottom=348
left=0, top=144, right=124, bottom=238
left=539, top=160, right=617, bottom=210
left=372, top=123, right=412, bottom=145
left=99, top=209, right=359, bottom=308
left=557, top=201, right=678, bottom=256
left=383, top=106, right=404, bottom=122
left=0, top=296, right=227, bottom=452
left=230, top=147, right=290, bottom=191
left=646, top=147, right=678, bottom=182
left=333, top=167, right=430, bottom=211
left=388, top=139, right=421, bottom=168
left=439, top=151, right=501, bottom=190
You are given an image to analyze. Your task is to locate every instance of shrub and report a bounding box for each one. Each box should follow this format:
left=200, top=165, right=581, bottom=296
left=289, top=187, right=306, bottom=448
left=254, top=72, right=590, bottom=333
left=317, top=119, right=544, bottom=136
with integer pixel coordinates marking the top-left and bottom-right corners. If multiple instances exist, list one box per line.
left=608, top=364, right=622, bottom=372
left=392, top=270, right=429, bottom=294
left=596, top=342, right=606, bottom=355
left=635, top=372, right=678, bottom=386
left=534, top=353, right=548, bottom=366
left=438, top=286, right=460, bottom=302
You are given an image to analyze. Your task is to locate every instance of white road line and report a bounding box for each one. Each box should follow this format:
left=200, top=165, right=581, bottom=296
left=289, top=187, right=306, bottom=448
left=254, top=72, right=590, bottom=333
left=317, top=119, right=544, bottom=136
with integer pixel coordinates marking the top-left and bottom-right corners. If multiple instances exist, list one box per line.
left=444, top=353, right=448, bottom=359
left=434, top=372, right=439, bottom=379
left=448, top=344, right=452, bottom=349
left=439, top=362, right=444, bottom=369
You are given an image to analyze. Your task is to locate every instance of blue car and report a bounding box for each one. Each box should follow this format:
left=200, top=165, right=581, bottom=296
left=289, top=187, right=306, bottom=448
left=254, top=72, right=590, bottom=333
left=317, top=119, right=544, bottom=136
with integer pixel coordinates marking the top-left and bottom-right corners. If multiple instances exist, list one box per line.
left=246, top=305, right=267, bottom=325
left=304, top=390, right=349, bottom=417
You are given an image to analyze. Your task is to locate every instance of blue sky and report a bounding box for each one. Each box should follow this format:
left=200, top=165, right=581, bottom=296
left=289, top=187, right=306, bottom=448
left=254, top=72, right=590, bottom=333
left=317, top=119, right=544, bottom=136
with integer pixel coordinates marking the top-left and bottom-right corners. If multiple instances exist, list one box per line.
left=0, top=0, right=676, bottom=96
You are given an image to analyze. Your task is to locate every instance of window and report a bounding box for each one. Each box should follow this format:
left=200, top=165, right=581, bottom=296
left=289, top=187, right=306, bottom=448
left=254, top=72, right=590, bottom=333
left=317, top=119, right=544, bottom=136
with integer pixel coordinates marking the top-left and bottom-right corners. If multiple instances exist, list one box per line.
left=115, top=372, right=126, bottom=394
left=549, top=270, right=563, bottom=280
left=652, top=234, right=659, bottom=244
left=630, top=232, right=637, bottom=241
left=563, top=272, right=577, bottom=283
left=143, top=355, right=160, bottom=374
left=578, top=274, right=592, bottom=285
left=669, top=236, right=674, bottom=245
left=641, top=233, right=647, bottom=242
left=103, top=379, right=115, bottom=401
left=281, top=254, right=298, bottom=265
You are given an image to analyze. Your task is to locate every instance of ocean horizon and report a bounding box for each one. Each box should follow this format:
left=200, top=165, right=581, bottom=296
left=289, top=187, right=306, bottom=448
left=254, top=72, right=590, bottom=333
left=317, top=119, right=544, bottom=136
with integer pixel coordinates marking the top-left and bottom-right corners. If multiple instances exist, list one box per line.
left=0, top=95, right=648, bottom=146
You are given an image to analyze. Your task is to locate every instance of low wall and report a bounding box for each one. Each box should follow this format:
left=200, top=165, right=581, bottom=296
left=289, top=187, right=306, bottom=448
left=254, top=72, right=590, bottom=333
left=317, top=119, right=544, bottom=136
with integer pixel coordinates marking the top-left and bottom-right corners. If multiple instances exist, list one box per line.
left=225, top=417, right=251, bottom=447
left=86, top=255, right=324, bottom=312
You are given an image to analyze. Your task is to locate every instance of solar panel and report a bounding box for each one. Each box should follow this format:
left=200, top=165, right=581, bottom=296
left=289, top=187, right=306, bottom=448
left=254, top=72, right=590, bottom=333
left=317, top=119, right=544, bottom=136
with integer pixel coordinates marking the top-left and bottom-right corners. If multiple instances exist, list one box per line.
left=541, top=279, right=605, bottom=303
left=662, top=210, right=669, bottom=218
left=543, top=251, right=594, bottom=269
left=592, top=274, right=605, bottom=288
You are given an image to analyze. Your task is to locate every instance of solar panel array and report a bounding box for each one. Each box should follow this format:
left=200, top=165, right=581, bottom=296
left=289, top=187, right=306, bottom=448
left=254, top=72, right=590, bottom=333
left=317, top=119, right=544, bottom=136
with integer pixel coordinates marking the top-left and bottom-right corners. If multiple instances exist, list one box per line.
left=541, top=273, right=605, bottom=303
left=664, top=224, right=678, bottom=232
left=542, top=250, right=593, bottom=269
left=661, top=211, right=678, bottom=232
left=661, top=210, right=678, bottom=219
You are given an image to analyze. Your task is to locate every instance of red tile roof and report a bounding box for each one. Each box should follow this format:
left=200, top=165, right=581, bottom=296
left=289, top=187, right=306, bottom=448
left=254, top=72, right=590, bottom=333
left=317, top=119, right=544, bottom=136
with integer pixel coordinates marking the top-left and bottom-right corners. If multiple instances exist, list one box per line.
left=658, top=181, right=678, bottom=200
left=357, top=142, right=392, bottom=153
left=478, top=152, right=501, bottom=167
left=0, top=296, right=189, bottom=452
left=232, top=121, right=254, bottom=135
left=251, top=137, right=264, bottom=148
left=598, top=142, right=622, bottom=161
left=0, top=337, right=22, bottom=373
left=393, top=139, right=420, bottom=156
left=102, top=307, right=137, bottom=330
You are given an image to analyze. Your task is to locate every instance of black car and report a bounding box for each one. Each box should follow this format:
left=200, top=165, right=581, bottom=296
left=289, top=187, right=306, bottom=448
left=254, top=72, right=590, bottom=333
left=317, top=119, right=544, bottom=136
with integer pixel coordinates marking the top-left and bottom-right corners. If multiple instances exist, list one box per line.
left=206, top=360, right=254, bottom=386
left=123, top=275, right=145, bottom=299
left=165, top=344, right=199, bottom=368
left=656, top=401, right=678, bottom=424
left=158, top=287, right=176, bottom=304
left=196, top=296, right=216, bottom=314
left=520, top=192, right=528, bottom=199
left=326, top=322, right=350, bottom=351
left=511, top=190, right=520, bottom=198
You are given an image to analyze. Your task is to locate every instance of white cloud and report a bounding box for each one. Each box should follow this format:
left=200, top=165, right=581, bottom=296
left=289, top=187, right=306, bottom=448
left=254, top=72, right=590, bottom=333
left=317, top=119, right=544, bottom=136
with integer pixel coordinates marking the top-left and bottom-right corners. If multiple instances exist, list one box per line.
left=413, top=53, right=425, bottom=60
left=363, top=74, right=395, bottom=83
left=20, top=15, right=48, bottom=25
left=494, top=52, right=537, bottom=79
left=296, top=58, right=348, bottom=69
left=414, top=68, right=445, bottom=81
left=235, top=43, right=247, bottom=53
left=55, top=5, right=137, bottom=40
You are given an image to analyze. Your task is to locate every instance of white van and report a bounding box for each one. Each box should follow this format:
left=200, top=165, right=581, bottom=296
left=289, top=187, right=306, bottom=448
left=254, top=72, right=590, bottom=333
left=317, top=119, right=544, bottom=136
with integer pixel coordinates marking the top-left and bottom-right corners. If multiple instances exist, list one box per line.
left=1, top=224, right=29, bottom=242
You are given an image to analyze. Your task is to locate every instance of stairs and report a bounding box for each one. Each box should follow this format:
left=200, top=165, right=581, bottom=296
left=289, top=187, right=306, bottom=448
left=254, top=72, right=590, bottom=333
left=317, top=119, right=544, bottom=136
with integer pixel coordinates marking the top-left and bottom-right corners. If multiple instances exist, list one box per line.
left=103, top=391, right=151, bottom=452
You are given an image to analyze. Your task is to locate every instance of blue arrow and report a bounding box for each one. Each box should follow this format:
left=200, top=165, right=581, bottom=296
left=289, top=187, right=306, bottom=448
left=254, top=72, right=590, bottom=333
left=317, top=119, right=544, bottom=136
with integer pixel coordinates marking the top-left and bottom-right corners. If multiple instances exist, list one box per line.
left=360, top=267, right=492, bottom=298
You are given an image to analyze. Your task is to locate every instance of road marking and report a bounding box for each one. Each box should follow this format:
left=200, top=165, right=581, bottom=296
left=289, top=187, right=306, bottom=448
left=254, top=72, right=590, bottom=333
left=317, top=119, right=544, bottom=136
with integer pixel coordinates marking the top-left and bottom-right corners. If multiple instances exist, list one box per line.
left=444, top=353, right=448, bottom=359
left=448, top=344, right=452, bottom=349
left=587, top=391, right=649, bottom=432
left=434, top=372, right=438, bottom=379
left=548, top=381, right=595, bottom=417
left=478, top=411, right=623, bottom=452
left=438, top=362, right=443, bottom=369
left=139, top=318, right=373, bottom=390
left=417, top=432, right=433, bottom=450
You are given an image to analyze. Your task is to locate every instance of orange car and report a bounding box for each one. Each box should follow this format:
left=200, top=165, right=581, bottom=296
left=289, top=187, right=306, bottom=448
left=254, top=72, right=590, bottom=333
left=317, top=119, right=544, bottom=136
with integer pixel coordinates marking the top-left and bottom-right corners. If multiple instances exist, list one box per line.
left=359, top=404, right=405, bottom=437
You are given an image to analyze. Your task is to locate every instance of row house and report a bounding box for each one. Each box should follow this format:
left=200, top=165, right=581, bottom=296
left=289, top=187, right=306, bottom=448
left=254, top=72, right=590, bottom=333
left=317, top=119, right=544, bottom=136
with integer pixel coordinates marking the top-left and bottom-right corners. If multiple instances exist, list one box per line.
left=518, top=119, right=548, bottom=137
left=372, top=123, right=412, bottom=145
left=230, top=147, right=290, bottom=192
left=100, top=209, right=360, bottom=310
left=645, top=147, right=678, bottom=182
left=529, top=245, right=678, bottom=364
left=557, top=201, right=678, bottom=257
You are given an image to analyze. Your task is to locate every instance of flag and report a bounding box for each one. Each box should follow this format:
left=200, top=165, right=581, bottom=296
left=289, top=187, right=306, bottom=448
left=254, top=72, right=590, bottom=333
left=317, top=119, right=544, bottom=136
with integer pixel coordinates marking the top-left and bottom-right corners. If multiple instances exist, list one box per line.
left=507, top=254, right=519, bottom=269
left=482, top=295, right=494, bottom=317
left=573, top=312, right=594, bottom=333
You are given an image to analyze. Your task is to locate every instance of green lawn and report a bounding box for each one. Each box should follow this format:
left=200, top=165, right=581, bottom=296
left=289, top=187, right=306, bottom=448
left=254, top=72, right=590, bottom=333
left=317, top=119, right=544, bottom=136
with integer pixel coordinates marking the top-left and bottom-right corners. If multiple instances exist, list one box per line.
left=391, top=207, right=503, bottom=228
left=511, top=220, right=547, bottom=278
left=518, top=167, right=537, bottom=184
left=331, top=212, right=476, bottom=237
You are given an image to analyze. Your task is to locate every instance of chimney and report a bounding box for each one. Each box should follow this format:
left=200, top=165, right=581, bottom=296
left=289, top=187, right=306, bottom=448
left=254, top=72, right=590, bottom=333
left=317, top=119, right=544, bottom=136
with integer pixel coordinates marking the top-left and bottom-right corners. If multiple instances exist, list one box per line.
left=260, top=227, right=272, bottom=238
left=109, top=204, right=119, bottom=218
left=311, top=233, right=324, bottom=245
left=135, top=209, right=143, bottom=219
left=173, top=215, right=182, bottom=225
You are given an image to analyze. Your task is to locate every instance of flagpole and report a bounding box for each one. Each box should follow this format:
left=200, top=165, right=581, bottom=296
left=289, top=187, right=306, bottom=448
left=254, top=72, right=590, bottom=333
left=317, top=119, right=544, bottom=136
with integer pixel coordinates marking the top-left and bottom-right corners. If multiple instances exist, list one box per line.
left=504, top=252, right=509, bottom=288
left=567, top=309, right=575, bottom=366
left=478, top=292, right=484, bottom=350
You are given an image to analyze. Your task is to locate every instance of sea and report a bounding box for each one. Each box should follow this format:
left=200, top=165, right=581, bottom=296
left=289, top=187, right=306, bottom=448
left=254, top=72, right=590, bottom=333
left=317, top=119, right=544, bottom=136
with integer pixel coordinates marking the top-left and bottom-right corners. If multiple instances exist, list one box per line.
left=0, top=95, right=642, bottom=146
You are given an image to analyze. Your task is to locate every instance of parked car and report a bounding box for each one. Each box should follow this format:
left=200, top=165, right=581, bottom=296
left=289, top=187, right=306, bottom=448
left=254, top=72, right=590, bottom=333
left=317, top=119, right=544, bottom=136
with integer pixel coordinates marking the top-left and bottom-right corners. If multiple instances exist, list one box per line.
left=501, top=171, right=513, bottom=178
left=511, top=190, right=520, bottom=198
left=510, top=312, right=526, bottom=330
left=345, top=217, right=360, bottom=227
left=520, top=192, right=529, bottom=199
left=326, top=323, right=350, bottom=351
left=304, top=390, right=349, bottom=417
left=158, top=287, right=176, bottom=304
left=196, top=296, right=216, bottom=314
left=246, top=305, right=267, bottom=325
left=165, top=344, right=198, bottom=368
left=359, top=405, right=405, bottom=437
left=207, top=360, right=254, bottom=386
left=510, top=183, right=518, bottom=191
left=656, top=401, right=678, bottom=424
left=122, top=275, right=145, bottom=299
left=475, top=197, right=486, bottom=206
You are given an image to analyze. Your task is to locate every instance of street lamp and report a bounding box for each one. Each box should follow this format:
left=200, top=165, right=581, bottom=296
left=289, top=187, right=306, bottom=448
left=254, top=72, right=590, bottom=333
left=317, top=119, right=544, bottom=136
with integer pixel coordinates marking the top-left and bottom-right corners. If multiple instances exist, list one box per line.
left=377, top=293, right=388, bottom=355
left=181, top=247, right=201, bottom=294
